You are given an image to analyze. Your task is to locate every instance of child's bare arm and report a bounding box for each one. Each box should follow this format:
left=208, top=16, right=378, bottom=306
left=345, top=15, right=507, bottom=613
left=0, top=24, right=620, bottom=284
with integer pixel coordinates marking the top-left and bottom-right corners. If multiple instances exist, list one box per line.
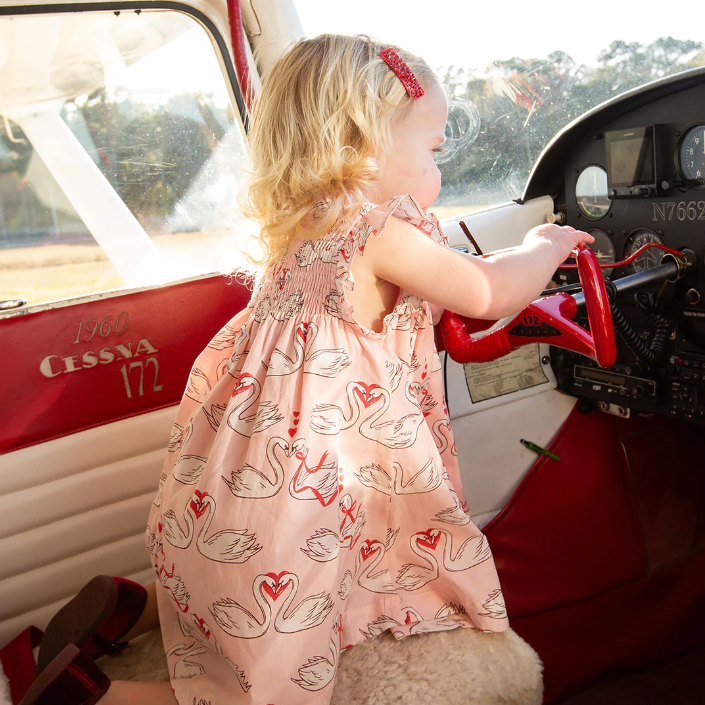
left=364, top=217, right=595, bottom=320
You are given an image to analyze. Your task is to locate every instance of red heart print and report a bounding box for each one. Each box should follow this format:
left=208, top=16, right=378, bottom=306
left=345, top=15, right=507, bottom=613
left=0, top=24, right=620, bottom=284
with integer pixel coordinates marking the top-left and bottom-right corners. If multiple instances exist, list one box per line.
left=360, top=539, right=380, bottom=561
left=417, top=529, right=440, bottom=550
left=293, top=418, right=299, bottom=426
left=194, top=615, right=211, bottom=639
left=293, top=411, right=300, bottom=417
left=263, top=572, right=291, bottom=601
left=190, top=490, right=209, bottom=519
left=232, top=373, right=253, bottom=397
left=287, top=428, right=296, bottom=437
left=354, top=382, right=382, bottom=409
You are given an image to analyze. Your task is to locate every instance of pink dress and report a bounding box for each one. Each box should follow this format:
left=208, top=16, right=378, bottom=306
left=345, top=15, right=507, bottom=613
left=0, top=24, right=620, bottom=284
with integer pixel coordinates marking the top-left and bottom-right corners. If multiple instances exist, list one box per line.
left=146, top=194, right=509, bottom=704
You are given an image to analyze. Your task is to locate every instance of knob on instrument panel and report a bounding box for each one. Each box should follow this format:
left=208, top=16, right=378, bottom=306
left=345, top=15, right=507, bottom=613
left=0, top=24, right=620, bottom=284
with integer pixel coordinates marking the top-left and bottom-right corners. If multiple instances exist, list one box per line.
left=685, top=288, right=701, bottom=305
left=631, top=186, right=651, bottom=196
left=547, top=212, right=565, bottom=224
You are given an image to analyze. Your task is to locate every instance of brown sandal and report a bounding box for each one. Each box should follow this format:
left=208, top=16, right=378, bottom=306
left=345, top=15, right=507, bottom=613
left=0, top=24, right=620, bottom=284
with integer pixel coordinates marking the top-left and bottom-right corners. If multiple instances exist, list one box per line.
left=19, top=645, right=109, bottom=705
left=37, top=576, right=147, bottom=674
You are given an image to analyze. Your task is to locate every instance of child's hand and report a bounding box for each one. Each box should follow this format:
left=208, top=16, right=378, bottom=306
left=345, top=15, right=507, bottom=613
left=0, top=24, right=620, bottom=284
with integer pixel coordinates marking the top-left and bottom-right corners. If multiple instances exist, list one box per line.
left=522, top=224, right=595, bottom=263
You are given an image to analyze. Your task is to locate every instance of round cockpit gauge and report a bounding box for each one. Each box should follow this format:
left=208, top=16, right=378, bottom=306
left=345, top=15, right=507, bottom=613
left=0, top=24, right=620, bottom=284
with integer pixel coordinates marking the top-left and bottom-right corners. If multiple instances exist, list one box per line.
left=624, top=228, right=664, bottom=275
left=679, top=124, right=705, bottom=188
left=575, top=165, right=611, bottom=219
left=586, top=229, right=616, bottom=278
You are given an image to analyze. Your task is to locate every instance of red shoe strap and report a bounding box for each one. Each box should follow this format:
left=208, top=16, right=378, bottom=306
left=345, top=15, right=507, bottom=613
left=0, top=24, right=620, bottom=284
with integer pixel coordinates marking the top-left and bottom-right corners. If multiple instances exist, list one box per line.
left=0, top=626, right=43, bottom=703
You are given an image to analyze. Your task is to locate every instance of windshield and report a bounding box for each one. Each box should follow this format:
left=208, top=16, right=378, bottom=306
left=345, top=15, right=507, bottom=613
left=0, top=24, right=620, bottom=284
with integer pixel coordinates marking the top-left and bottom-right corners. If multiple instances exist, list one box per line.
left=0, top=9, right=252, bottom=307
left=294, top=0, right=705, bottom=218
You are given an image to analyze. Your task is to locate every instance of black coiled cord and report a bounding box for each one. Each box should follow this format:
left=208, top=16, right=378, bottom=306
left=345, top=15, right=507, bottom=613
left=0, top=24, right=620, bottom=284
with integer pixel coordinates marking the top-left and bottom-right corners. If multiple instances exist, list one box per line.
left=635, top=292, right=672, bottom=361
left=610, top=300, right=655, bottom=362
left=605, top=283, right=673, bottom=364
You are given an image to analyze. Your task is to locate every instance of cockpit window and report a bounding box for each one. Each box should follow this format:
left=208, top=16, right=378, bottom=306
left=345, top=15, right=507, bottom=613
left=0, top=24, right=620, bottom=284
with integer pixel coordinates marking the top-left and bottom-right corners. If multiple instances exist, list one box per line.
left=295, top=1, right=705, bottom=219
left=0, top=9, right=253, bottom=308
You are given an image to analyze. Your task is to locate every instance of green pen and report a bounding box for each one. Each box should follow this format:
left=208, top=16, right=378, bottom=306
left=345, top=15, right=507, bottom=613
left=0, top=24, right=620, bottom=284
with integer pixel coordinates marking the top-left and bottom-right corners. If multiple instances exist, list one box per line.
left=520, top=438, right=560, bottom=461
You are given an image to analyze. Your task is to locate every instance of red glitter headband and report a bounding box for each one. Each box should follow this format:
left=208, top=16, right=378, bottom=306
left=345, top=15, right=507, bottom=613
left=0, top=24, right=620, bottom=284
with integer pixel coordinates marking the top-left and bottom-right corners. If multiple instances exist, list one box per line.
left=379, top=47, right=425, bottom=100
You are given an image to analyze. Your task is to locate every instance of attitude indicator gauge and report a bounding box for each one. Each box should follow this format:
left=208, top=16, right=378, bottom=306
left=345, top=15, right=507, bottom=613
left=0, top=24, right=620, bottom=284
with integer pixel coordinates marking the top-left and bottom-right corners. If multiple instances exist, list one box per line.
left=624, top=228, right=664, bottom=275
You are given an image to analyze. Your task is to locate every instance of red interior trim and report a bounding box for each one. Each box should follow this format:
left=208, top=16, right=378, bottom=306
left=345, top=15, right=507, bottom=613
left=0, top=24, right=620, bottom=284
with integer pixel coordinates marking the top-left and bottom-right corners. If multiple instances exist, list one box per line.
left=0, top=276, right=250, bottom=455
left=227, top=0, right=254, bottom=112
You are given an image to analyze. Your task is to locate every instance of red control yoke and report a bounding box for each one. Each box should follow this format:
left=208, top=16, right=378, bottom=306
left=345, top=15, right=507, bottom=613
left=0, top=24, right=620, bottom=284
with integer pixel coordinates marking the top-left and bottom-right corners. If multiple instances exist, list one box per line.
left=440, top=246, right=617, bottom=368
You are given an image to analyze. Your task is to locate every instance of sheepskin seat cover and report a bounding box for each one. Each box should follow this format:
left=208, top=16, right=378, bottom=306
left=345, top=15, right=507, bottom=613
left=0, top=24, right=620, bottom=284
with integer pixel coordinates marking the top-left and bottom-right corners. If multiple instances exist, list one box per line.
left=98, top=626, right=543, bottom=705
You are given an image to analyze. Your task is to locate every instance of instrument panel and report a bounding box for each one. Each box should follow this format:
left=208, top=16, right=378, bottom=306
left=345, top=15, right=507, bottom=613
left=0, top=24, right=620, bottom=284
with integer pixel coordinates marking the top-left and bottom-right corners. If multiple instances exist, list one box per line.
left=547, top=76, right=705, bottom=424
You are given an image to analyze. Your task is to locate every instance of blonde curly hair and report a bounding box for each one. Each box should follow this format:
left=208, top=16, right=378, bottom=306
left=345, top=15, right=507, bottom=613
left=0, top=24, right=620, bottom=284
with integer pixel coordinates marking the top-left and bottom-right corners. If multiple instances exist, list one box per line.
left=240, top=34, right=438, bottom=269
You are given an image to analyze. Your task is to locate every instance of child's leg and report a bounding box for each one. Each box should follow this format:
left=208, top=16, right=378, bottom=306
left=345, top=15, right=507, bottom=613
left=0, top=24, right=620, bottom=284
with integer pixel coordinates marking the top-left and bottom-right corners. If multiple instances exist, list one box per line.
left=102, top=681, right=177, bottom=705
left=121, top=581, right=160, bottom=642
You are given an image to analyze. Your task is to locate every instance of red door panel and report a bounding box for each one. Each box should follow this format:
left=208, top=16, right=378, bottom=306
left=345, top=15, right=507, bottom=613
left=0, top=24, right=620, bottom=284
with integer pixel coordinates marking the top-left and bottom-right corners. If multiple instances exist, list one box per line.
left=0, top=276, right=250, bottom=455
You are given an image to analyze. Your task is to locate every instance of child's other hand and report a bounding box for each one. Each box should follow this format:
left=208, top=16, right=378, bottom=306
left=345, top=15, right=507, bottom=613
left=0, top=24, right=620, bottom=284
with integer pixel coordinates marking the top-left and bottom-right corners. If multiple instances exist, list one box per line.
left=522, top=224, right=595, bottom=263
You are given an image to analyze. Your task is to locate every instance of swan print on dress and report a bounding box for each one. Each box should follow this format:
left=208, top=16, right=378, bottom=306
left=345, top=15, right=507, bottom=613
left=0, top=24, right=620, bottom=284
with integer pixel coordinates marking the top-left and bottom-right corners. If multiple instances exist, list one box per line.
left=159, top=563, right=190, bottom=614
left=227, top=373, right=284, bottom=437
left=162, top=499, right=196, bottom=549
left=209, top=574, right=275, bottom=639
left=410, top=528, right=493, bottom=572
left=396, top=529, right=442, bottom=591
left=185, top=368, right=211, bottom=404
left=301, top=528, right=340, bottom=562
left=292, top=615, right=341, bottom=691
left=358, top=384, right=424, bottom=449
left=354, top=456, right=442, bottom=495
left=338, top=493, right=366, bottom=550
left=360, top=603, right=465, bottom=639
left=479, top=588, right=508, bottom=620
left=356, top=540, right=396, bottom=594
left=173, top=455, right=208, bottom=485
left=273, top=573, right=335, bottom=633
left=168, top=418, right=193, bottom=455
left=210, top=572, right=334, bottom=638
left=432, top=418, right=458, bottom=456
left=288, top=442, right=341, bottom=506
left=222, top=436, right=303, bottom=499
left=310, top=381, right=381, bottom=435
left=148, top=195, right=509, bottom=704
left=264, top=322, right=352, bottom=378
left=176, top=611, right=253, bottom=691
left=202, top=402, right=227, bottom=432
left=166, top=641, right=206, bottom=679
left=163, top=491, right=262, bottom=563
left=434, top=473, right=471, bottom=525
left=190, top=491, right=262, bottom=563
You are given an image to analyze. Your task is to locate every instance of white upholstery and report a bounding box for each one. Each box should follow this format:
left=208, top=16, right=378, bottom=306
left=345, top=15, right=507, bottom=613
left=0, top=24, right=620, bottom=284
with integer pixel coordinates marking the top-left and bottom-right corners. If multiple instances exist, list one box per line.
left=0, top=408, right=174, bottom=647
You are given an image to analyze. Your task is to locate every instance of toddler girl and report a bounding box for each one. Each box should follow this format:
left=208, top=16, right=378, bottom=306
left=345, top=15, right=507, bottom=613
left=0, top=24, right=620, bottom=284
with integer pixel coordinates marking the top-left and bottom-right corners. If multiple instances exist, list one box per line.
left=26, top=34, right=592, bottom=705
